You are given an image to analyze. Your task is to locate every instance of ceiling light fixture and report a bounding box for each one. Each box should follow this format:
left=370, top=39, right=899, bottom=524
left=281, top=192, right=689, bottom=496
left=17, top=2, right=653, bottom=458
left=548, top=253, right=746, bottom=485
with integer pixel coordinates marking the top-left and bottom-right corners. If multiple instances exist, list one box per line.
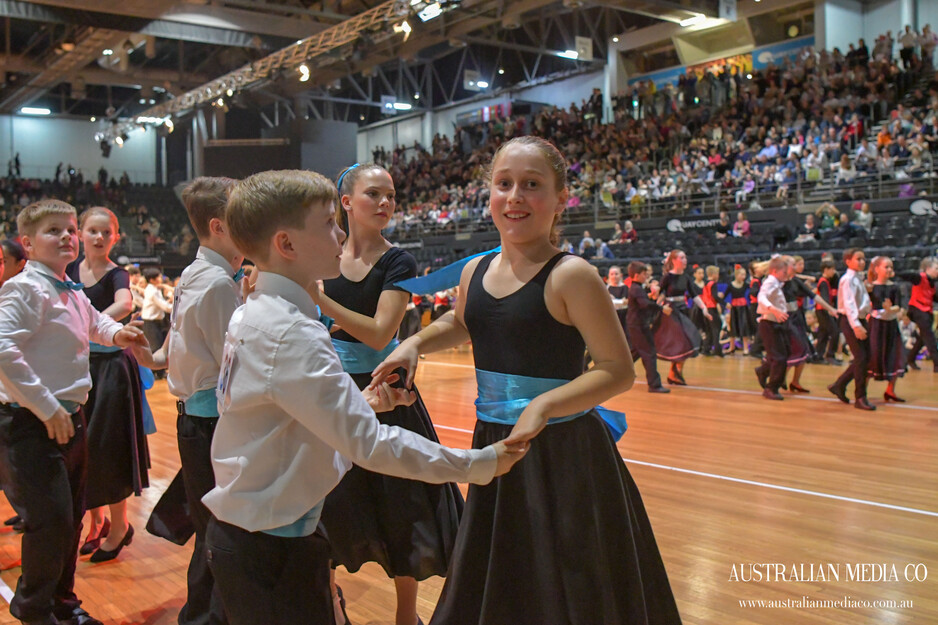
left=557, top=49, right=579, bottom=59
left=20, top=107, right=51, bottom=115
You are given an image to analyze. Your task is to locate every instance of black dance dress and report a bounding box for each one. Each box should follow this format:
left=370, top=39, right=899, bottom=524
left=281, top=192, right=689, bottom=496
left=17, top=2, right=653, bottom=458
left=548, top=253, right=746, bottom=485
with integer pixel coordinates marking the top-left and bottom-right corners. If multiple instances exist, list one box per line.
left=431, top=252, right=682, bottom=625
left=783, top=278, right=812, bottom=365
left=868, top=283, right=906, bottom=380
left=726, top=282, right=753, bottom=338
left=319, top=247, right=464, bottom=580
left=66, top=262, right=149, bottom=507
left=654, top=272, right=702, bottom=362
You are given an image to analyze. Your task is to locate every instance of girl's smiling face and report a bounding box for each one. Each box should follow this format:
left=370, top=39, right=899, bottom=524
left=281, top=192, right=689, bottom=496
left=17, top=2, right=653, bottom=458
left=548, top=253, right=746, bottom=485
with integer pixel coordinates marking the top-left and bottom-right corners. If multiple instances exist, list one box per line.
left=489, top=142, right=567, bottom=245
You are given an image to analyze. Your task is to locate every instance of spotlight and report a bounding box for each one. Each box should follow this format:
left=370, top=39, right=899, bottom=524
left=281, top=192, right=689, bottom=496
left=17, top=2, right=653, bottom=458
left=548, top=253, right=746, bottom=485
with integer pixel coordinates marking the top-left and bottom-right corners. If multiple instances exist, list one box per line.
left=476, top=80, right=489, bottom=89
left=102, top=48, right=113, bottom=56
left=393, top=20, right=412, bottom=42
left=414, top=92, right=420, bottom=100
left=90, top=116, right=96, bottom=122
left=215, top=97, right=225, bottom=106
left=165, top=119, right=174, bottom=133
left=557, top=50, right=579, bottom=59
left=20, top=107, right=51, bottom=115
left=226, top=88, right=234, bottom=97
left=115, top=134, right=125, bottom=146
left=498, top=68, right=505, bottom=74
left=612, top=36, right=619, bottom=43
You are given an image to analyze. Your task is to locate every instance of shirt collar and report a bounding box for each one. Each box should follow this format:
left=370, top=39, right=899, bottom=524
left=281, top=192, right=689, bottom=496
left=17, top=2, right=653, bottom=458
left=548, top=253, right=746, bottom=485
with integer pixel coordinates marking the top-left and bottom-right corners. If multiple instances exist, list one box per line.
left=26, top=260, right=66, bottom=282
left=254, top=272, right=320, bottom=320
left=197, top=246, right=235, bottom=276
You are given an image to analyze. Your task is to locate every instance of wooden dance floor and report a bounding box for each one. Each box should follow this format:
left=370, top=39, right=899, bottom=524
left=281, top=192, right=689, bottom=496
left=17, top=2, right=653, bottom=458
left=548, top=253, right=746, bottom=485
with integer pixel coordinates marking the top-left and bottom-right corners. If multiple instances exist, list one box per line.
left=2, top=350, right=937, bottom=624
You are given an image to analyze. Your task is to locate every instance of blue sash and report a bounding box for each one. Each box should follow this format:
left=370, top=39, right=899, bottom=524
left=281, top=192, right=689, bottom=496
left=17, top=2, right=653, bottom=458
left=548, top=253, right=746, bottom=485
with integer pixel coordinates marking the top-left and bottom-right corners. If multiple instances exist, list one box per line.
left=185, top=388, right=219, bottom=418
left=90, top=342, right=123, bottom=354
left=395, top=246, right=502, bottom=294
left=332, top=338, right=399, bottom=375
left=261, top=501, right=324, bottom=538
left=10, top=399, right=81, bottom=414
left=475, top=370, right=628, bottom=441
left=139, top=366, right=157, bottom=435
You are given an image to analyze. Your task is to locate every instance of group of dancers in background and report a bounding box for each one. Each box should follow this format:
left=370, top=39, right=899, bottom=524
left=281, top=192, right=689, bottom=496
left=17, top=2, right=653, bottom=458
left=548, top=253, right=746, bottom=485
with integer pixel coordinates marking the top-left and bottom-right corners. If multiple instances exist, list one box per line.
left=605, top=247, right=938, bottom=409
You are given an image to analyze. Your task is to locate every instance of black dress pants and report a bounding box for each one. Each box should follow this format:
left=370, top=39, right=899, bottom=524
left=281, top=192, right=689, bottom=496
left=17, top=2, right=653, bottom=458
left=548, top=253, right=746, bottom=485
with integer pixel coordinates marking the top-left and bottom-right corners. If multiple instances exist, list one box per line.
left=907, top=306, right=938, bottom=365
left=629, top=324, right=663, bottom=388
left=833, top=317, right=870, bottom=400
left=206, top=518, right=335, bottom=625
left=756, top=320, right=790, bottom=392
left=0, top=404, right=86, bottom=623
left=815, top=310, right=840, bottom=359
left=177, top=412, right=229, bottom=625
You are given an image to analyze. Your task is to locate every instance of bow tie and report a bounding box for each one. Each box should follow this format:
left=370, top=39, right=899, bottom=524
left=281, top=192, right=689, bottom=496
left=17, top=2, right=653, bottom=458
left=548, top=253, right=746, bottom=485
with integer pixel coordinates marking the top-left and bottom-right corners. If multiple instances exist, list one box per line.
left=233, top=267, right=245, bottom=283
left=51, top=277, right=84, bottom=292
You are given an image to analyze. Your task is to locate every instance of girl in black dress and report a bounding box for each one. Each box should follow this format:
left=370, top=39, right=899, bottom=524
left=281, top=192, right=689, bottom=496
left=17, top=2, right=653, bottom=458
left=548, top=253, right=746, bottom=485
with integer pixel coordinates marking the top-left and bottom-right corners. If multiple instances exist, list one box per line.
left=313, top=164, right=463, bottom=625
left=656, top=250, right=709, bottom=385
left=867, top=256, right=906, bottom=401
left=690, top=265, right=708, bottom=335
left=781, top=256, right=813, bottom=393
left=607, top=264, right=629, bottom=335
left=374, top=136, right=682, bottom=625
left=747, top=260, right=766, bottom=358
left=726, top=265, right=752, bottom=354
left=67, top=207, right=148, bottom=560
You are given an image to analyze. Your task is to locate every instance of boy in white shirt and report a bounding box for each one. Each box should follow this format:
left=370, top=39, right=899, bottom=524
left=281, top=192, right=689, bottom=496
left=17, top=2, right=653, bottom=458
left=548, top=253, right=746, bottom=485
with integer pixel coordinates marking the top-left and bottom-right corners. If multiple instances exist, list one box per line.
left=140, top=267, right=172, bottom=360
left=0, top=200, right=147, bottom=625
left=205, top=170, right=525, bottom=624
left=754, top=256, right=792, bottom=400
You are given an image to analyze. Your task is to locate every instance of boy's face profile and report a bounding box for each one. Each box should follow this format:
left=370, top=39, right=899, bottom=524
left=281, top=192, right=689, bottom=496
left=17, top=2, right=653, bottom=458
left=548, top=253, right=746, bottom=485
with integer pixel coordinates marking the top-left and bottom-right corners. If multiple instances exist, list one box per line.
left=23, top=214, right=79, bottom=273
left=280, top=200, right=346, bottom=281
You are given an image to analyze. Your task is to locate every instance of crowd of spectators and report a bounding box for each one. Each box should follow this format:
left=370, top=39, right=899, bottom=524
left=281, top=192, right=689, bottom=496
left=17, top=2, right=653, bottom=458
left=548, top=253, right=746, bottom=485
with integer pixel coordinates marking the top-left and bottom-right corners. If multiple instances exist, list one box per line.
left=375, top=27, right=938, bottom=236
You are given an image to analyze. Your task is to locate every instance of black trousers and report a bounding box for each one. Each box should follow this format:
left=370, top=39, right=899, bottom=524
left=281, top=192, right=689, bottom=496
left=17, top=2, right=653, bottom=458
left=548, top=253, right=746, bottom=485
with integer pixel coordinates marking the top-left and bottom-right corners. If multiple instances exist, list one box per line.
left=833, top=317, right=870, bottom=400
left=748, top=304, right=764, bottom=356
left=756, top=321, right=790, bottom=392
left=907, top=306, right=938, bottom=365
left=206, top=518, right=335, bottom=625
left=815, top=310, right=840, bottom=359
left=628, top=324, right=663, bottom=388
left=0, top=404, right=86, bottom=623
left=702, top=307, right=722, bottom=355
left=177, top=412, right=229, bottom=625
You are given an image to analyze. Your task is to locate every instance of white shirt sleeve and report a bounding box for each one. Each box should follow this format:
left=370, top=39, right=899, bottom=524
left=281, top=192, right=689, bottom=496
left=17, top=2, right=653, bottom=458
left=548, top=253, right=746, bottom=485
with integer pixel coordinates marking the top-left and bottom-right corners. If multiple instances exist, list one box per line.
left=840, top=274, right=862, bottom=329
left=0, top=281, right=60, bottom=419
left=271, top=320, right=498, bottom=485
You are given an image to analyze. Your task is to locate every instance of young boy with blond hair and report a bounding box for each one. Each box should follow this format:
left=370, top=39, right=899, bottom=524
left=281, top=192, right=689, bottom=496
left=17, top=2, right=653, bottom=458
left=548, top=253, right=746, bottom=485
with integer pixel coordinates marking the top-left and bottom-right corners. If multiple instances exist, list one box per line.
left=0, top=200, right=147, bottom=625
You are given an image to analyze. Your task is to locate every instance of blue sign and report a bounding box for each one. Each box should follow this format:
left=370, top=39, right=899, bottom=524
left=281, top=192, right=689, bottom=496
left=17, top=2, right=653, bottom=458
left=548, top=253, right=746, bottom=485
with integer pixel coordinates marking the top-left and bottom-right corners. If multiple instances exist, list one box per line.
left=751, top=36, right=815, bottom=70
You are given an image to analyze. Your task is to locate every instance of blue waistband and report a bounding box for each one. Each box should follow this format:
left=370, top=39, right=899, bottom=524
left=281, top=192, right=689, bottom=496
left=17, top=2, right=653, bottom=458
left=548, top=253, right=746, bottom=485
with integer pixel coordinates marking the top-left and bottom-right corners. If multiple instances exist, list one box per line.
left=185, top=388, right=219, bottom=418
left=261, top=501, right=323, bottom=538
left=332, top=338, right=399, bottom=375
left=90, top=342, right=123, bottom=354
left=475, top=370, right=628, bottom=440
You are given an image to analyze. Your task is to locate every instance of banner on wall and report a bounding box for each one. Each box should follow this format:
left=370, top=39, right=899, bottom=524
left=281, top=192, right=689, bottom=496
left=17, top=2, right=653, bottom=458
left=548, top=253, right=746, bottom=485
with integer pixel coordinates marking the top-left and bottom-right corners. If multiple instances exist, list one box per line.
left=751, top=36, right=815, bottom=70
left=627, top=53, right=752, bottom=88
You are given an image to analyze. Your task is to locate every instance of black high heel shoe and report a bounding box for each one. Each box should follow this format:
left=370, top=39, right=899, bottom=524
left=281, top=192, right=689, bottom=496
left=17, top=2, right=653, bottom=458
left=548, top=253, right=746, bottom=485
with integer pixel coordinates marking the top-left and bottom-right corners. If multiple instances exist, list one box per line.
left=884, top=392, right=906, bottom=403
left=90, top=524, right=133, bottom=563
left=79, top=518, right=110, bottom=556
left=788, top=383, right=811, bottom=393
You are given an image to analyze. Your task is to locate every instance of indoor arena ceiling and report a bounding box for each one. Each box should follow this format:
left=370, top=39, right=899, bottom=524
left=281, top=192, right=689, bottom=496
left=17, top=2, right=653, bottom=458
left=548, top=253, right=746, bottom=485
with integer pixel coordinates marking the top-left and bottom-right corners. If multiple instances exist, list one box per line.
left=0, top=0, right=719, bottom=129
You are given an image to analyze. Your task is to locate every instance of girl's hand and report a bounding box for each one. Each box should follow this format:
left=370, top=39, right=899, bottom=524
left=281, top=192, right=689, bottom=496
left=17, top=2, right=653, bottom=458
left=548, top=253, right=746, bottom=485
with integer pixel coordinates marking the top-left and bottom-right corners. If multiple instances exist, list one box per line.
left=370, top=341, right=421, bottom=389
left=503, top=400, right=548, bottom=446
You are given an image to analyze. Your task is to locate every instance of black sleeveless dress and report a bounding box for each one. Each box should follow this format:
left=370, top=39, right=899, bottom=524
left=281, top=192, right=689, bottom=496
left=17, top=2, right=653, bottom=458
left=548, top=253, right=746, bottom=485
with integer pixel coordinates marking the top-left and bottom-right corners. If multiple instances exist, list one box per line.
left=66, top=262, right=149, bottom=507
left=431, top=252, right=682, bottom=625
left=868, top=283, right=906, bottom=380
left=319, top=247, right=464, bottom=580
left=654, top=272, right=702, bottom=362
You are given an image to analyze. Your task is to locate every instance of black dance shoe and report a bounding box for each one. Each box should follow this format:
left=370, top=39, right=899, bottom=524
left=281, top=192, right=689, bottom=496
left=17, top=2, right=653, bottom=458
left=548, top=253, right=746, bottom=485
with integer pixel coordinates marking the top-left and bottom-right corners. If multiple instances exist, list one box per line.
left=762, top=389, right=784, bottom=400
left=883, top=392, right=906, bottom=403
left=89, top=524, right=133, bottom=563
left=827, top=384, right=849, bottom=404
left=854, top=398, right=876, bottom=411
left=788, top=383, right=811, bottom=393
left=907, top=360, right=921, bottom=370
left=3, top=515, right=20, bottom=526
left=335, top=585, right=352, bottom=625
left=79, top=518, right=110, bottom=556
left=648, top=386, right=671, bottom=393
left=754, top=367, right=767, bottom=389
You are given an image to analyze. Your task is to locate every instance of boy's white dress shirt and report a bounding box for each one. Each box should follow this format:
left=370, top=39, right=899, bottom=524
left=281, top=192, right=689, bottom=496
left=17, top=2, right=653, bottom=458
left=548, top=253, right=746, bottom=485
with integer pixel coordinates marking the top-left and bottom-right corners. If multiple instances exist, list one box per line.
left=203, top=271, right=497, bottom=533
left=838, top=268, right=872, bottom=330
left=0, top=261, right=123, bottom=420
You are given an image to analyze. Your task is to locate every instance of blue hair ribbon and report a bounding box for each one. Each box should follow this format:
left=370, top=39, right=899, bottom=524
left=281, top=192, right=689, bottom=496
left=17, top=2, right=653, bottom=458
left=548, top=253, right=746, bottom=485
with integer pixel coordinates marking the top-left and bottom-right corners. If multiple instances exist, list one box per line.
left=336, top=163, right=361, bottom=192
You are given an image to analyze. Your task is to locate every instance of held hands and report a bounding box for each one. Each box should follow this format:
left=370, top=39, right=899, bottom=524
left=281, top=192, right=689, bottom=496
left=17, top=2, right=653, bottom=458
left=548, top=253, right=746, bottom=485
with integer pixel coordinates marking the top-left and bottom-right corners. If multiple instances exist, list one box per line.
left=490, top=440, right=529, bottom=477
left=370, top=341, right=420, bottom=389
left=503, top=400, right=548, bottom=447
left=362, top=373, right=416, bottom=413
left=45, top=406, right=75, bottom=445
left=113, top=324, right=149, bottom=349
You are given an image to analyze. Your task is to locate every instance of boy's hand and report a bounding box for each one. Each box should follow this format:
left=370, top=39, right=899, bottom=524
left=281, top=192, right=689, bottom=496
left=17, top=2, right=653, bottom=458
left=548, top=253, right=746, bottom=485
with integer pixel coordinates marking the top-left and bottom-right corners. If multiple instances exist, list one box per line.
left=490, top=440, right=529, bottom=477
left=774, top=309, right=789, bottom=322
left=45, top=406, right=75, bottom=445
left=362, top=374, right=416, bottom=412
left=113, top=325, right=148, bottom=349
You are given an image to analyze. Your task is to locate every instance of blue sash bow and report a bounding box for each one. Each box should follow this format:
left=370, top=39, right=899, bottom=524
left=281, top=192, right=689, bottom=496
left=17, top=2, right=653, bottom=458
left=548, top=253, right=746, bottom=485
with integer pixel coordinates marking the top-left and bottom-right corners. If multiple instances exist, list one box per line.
left=185, top=388, right=219, bottom=418
left=475, top=369, right=628, bottom=441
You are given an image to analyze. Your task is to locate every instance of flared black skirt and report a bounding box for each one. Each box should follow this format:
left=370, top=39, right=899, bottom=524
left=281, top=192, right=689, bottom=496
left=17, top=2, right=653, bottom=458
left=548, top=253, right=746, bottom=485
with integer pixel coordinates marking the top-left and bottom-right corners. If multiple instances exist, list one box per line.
left=320, top=370, right=464, bottom=580
left=654, top=307, right=701, bottom=362
left=84, top=350, right=150, bottom=508
left=430, top=413, right=682, bottom=625
left=787, top=313, right=811, bottom=366
left=868, top=318, right=906, bottom=380
left=730, top=305, right=753, bottom=338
